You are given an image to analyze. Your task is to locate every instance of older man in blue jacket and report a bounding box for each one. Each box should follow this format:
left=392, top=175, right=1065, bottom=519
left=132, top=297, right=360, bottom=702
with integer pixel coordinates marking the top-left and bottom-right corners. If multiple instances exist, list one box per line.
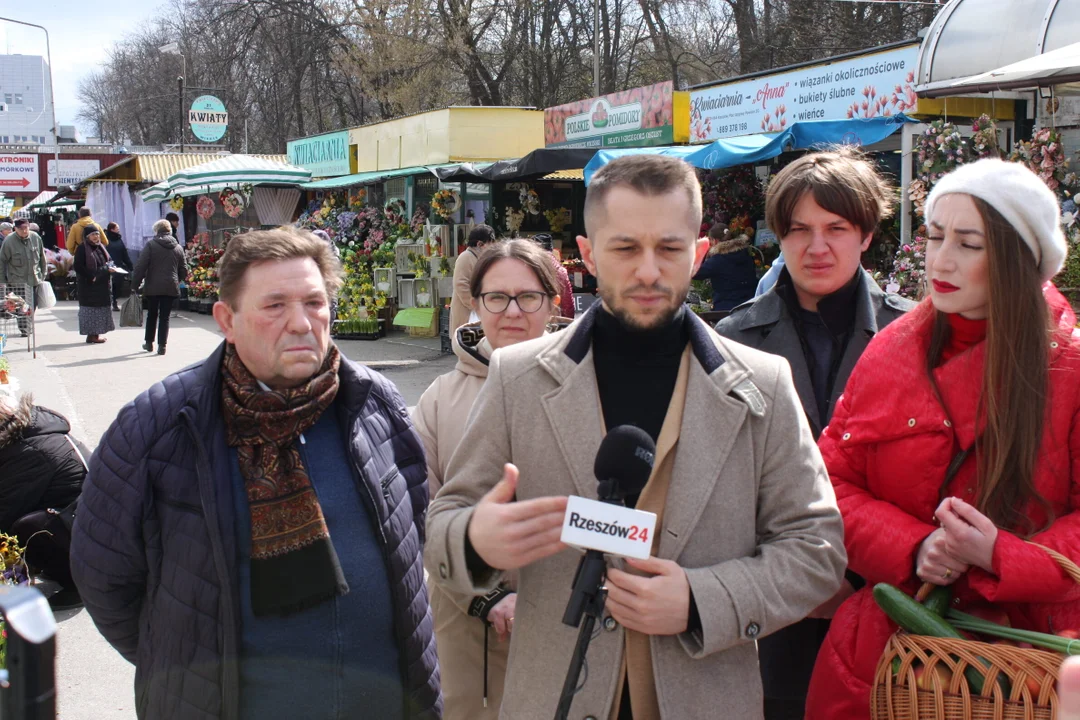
left=71, top=227, right=441, bottom=720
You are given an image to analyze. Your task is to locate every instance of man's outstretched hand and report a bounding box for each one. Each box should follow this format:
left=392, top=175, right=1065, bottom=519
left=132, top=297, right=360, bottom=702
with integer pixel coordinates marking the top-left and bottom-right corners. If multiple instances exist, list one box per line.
left=467, top=463, right=569, bottom=571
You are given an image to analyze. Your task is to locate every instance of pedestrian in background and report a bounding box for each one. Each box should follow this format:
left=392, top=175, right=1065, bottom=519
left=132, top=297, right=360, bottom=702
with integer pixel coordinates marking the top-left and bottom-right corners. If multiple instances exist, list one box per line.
left=807, top=159, right=1080, bottom=719
left=715, top=149, right=913, bottom=720
left=694, top=223, right=757, bottom=311
left=66, top=207, right=107, bottom=254
left=0, top=218, right=47, bottom=336
left=132, top=219, right=187, bottom=355
left=450, top=224, right=495, bottom=333
left=72, top=226, right=440, bottom=720
left=104, top=222, right=133, bottom=311
left=166, top=211, right=181, bottom=242
left=414, top=239, right=571, bottom=719
left=529, top=233, right=576, bottom=319
left=0, top=221, right=11, bottom=240
left=73, top=227, right=116, bottom=344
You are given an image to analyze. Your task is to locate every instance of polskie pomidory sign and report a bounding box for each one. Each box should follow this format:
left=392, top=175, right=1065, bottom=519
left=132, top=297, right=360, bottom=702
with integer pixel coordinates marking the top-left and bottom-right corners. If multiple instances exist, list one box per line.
left=287, top=130, right=351, bottom=177
left=689, top=44, right=920, bottom=143
left=546, top=82, right=676, bottom=149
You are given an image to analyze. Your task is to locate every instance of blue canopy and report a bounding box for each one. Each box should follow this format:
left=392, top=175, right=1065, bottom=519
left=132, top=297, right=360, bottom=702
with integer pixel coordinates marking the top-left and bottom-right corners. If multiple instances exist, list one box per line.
left=583, top=114, right=916, bottom=184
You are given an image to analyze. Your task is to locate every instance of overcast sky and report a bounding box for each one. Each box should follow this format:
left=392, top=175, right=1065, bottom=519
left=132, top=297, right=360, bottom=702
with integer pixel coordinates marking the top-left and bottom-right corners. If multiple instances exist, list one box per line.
left=1, top=2, right=156, bottom=135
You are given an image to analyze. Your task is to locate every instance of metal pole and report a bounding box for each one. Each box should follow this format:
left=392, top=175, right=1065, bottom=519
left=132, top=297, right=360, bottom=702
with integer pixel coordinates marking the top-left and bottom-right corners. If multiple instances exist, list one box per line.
left=178, top=75, right=185, bottom=153
left=0, top=17, right=59, bottom=187
left=593, top=0, right=600, bottom=96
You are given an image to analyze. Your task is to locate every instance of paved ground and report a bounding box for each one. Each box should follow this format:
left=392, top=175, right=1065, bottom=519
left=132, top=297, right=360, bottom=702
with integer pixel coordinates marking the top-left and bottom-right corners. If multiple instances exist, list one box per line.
left=2, top=301, right=455, bottom=720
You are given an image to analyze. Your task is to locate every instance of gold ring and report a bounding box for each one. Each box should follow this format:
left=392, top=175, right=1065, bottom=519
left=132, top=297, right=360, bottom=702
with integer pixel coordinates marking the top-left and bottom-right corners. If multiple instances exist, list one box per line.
left=943, top=568, right=953, bottom=580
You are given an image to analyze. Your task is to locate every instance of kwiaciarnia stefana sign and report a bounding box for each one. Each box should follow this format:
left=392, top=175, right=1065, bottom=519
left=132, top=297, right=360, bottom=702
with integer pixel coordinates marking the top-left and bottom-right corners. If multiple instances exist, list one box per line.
left=189, top=95, right=228, bottom=143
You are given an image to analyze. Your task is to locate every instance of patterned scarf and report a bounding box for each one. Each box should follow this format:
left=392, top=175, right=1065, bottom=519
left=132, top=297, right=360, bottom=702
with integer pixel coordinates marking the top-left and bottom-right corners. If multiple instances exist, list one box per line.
left=221, top=343, right=347, bottom=616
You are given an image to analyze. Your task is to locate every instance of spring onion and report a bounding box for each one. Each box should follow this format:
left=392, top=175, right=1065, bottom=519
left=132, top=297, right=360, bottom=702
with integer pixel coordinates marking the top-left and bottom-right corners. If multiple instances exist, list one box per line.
left=946, top=609, right=1080, bottom=655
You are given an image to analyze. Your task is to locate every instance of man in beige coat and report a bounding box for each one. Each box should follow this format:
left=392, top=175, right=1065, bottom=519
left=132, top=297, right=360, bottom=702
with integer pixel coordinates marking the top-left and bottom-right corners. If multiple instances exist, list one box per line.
left=449, top=224, right=495, bottom=334
left=426, top=154, right=846, bottom=720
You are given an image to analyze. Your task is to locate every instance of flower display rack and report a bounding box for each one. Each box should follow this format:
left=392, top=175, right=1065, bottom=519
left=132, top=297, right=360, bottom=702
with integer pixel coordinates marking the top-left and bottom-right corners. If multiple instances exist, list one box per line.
left=332, top=318, right=384, bottom=341
left=374, top=267, right=396, bottom=297
left=395, top=243, right=425, bottom=275
left=436, top=277, right=454, bottom=301
left=414, top=278, right=436, bottom=309
left=398, top=278, right=417, bottom=308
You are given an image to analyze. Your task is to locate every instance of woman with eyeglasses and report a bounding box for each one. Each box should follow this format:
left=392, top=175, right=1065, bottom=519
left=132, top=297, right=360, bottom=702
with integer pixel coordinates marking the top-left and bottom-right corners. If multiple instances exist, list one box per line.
left=414, top=239, right=572, bottom=720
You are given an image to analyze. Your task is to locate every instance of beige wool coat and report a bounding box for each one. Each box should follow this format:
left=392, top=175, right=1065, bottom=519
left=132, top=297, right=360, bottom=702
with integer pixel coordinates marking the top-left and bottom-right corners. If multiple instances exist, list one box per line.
left=425, top=305, right=846, bottom=720
left=413, top=324, right=510, bottom=720
left=449, top=247, right=479, bottom=334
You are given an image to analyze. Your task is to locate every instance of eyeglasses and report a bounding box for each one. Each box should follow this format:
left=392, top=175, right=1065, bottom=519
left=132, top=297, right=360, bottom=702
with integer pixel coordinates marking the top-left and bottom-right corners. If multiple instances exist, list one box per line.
left=478, top=291, right=550, bottom=314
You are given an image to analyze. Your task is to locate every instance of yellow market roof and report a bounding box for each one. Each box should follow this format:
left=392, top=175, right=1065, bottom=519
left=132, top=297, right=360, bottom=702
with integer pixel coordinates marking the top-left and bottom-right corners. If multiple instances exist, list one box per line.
left=80, top=153, right=288, bottom=185
left=542, top=168, right=584, bottom=181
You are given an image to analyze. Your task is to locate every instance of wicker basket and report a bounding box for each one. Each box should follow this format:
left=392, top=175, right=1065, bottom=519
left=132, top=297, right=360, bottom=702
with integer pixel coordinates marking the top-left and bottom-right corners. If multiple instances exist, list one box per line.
left=872, top=543, right=1080, bottom=720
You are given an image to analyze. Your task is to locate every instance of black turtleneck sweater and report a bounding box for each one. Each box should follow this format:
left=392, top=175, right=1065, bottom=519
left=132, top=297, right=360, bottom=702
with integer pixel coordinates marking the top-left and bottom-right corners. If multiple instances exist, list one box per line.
left=776, top=269, right=861, bottom=423
left=593, top=305, right=691, bottom=720
left=592, top=305, right=690, bottom=507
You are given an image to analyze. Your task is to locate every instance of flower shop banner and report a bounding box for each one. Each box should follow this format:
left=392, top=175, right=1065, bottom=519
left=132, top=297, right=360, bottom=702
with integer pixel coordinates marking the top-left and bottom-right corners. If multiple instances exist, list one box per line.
left=689, top=44, right=919, bottom=143
left=287, top=130, right=352, bottom=178
left=545, top=82, right=684, bottom=149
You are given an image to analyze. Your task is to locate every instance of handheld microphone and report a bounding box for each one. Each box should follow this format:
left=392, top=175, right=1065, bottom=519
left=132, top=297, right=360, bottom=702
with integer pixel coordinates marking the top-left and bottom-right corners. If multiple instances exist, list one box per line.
left=555, top=427, right=656, bottom=720
left=562, top=425, right=656, bottom=628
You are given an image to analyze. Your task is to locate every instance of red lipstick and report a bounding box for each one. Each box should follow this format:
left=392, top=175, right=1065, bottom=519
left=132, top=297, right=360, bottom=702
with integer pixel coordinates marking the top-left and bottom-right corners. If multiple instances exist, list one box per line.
left=932, top=280, right=959, bottom=294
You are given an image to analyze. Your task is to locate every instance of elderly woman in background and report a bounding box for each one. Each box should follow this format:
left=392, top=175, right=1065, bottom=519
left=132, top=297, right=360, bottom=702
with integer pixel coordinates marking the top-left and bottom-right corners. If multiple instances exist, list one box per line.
left=133, top=218, right=187, bottom=356
left=413, top=239, right=571, bottom=720
left=73, top=226, right=116, bottom=343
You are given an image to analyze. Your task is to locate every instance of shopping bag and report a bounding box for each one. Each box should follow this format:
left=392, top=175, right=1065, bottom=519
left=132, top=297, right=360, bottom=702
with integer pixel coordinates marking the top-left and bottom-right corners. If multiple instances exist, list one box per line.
left=120, top=293, right=143, bottom=327
left=35, top=282, right=56, bottom=309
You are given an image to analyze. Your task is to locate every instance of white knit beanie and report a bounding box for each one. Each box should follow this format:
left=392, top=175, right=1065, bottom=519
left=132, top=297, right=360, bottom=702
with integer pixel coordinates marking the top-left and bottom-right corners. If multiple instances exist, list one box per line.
left=925, top=158, right=1067, bottom=283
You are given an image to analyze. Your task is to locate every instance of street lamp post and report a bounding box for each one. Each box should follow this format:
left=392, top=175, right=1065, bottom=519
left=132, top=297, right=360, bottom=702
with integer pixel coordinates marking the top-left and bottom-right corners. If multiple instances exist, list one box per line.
left=158, top=43, right=185, bottom=153
left=0, top=16, right=60, bottom=189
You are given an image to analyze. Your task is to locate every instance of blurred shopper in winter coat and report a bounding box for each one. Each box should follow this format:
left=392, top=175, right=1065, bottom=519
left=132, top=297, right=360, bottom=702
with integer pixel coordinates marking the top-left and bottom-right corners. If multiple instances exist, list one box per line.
left=450, top=224, right=496, bottom=333
left=529, top=233, right=576, bottom=319
left=132, top=219, right=187, bottom=355
left=73, top=227, right=116, bottom=343
left=105, top=222, right=133, bottom=311
left=0, top=393, right=88, bottom=593
left=715, top=149, right=913, bottom=720
left=414, top=239, right=571, bottom=719
left=694, top=223, right=757, bottom=311
left=807, top=159, right=1080, bottom=719
left=0, top=394, right=87, bottom=532
left=66, top=207, right=107, bottom=254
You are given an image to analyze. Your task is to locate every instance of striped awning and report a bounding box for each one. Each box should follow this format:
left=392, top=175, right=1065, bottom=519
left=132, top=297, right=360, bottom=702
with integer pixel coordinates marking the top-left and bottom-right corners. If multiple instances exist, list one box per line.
left=138, top=153, right=288, bottom=183
left=141, top=155, right=311, bottom=201
left=141, top=181, right=170, bottom=202
left=23, top=190, right=78, bottom=209
left=299, top=163, right=459, bottom=190
left=79, top=153, right=290, bottom=185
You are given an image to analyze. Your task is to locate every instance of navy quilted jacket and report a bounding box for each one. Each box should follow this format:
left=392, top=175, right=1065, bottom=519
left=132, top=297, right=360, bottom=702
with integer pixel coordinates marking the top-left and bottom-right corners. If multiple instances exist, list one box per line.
left=70, top=343, right=442, bottom=720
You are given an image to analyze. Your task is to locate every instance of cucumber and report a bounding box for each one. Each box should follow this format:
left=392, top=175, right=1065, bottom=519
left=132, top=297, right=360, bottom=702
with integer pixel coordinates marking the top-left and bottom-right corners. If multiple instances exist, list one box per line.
left=874, top=584, right=965, bottom=638
left=874, top=584, right=1006, bottom=696
left=922, top=586, right=952, bottom=617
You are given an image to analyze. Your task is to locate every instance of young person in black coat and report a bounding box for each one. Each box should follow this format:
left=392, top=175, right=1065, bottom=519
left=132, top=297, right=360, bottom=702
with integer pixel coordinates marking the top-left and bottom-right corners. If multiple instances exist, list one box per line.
left=105, top=222, right=134, bottom=311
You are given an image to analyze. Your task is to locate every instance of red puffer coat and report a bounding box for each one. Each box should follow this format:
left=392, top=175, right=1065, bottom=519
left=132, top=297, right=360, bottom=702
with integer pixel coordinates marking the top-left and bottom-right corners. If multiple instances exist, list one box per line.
left=806, top=284, right=1080, bottom=720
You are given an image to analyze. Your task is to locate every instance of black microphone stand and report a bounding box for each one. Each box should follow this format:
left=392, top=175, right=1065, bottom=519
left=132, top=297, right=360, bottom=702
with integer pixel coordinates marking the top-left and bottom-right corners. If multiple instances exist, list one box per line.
left=554, top=478, right=623, bottom=720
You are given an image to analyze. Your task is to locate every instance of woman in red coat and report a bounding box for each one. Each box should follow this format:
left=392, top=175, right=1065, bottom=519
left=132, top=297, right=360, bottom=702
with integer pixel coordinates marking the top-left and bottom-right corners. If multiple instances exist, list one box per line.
left=806, top=158, right=1080, bottom=719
